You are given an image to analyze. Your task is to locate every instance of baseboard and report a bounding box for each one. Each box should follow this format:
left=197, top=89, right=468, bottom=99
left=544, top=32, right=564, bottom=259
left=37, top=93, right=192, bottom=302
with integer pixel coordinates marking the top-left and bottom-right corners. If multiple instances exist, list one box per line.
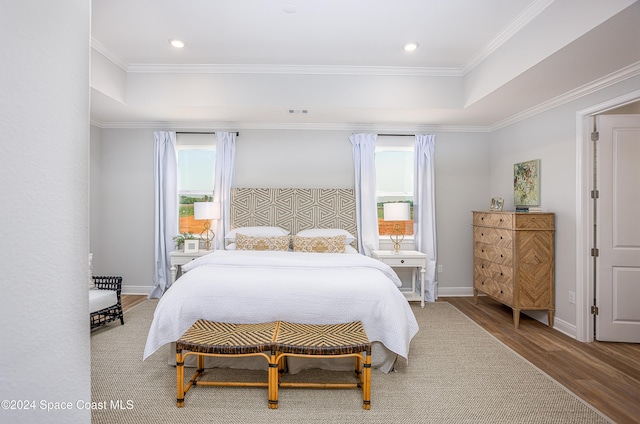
left=552, top=317, right=577, bottom=339
left=122, top=286, right=151, bottom=296
left=438, top=287, right=578, bottom=339
left=437, top=286, right=475, bottom=297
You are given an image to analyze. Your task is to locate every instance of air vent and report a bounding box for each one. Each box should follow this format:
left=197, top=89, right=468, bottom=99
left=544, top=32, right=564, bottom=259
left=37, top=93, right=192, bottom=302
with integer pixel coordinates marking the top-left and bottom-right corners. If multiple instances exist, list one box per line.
left=288, top=109, right=308, bottom=114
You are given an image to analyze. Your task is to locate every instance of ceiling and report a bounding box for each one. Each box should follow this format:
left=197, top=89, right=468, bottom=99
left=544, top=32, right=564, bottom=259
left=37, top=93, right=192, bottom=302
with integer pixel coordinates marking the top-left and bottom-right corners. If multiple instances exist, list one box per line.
left=90, top=0, right=640, bottom=130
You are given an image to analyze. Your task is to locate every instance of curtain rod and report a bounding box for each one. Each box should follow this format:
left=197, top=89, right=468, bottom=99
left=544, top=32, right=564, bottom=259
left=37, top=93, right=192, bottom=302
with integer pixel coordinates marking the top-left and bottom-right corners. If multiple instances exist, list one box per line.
left=377, top=133, right=415, bottom=137
left=176, top=131, right=239, bottom=136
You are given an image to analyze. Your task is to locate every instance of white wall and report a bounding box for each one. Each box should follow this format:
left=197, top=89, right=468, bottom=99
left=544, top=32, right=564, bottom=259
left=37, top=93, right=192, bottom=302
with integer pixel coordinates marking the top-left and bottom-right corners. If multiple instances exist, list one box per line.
left=0, top=2, right=91, bottom=423
left=92, top=128, right=488, bottom=297
left=90, top=126, right=103, bottom=269
left=489, top=74, right=640, bottom=333
left=92, top=129, right=156, bottom=294
left=235, top=130, right=354, bottom=188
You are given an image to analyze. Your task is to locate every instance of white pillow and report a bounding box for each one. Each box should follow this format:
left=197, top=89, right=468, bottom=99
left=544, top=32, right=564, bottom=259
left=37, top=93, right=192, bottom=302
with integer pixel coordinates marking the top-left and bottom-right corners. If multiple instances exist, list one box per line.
left=295, top=228, right=356, bottom=244
left=225, top=226, right=290, bottom=242
left=345, top=245, right=359, bottom=254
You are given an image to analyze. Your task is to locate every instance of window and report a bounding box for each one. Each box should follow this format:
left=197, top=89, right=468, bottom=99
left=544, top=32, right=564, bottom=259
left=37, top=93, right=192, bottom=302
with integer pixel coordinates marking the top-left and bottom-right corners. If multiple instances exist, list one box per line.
left=375, top=137, right=414, bottom=236
left=177, top=133, right=216, bottom=235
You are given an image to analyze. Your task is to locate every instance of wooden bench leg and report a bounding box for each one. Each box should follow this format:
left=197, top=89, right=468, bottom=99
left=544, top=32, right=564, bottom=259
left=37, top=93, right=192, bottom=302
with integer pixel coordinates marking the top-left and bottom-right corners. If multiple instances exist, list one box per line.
left=268, top=351, right=279, bottom=409
left=362, top=355, right=371, bottom=410
left=176, top=350, right=185, bottom=407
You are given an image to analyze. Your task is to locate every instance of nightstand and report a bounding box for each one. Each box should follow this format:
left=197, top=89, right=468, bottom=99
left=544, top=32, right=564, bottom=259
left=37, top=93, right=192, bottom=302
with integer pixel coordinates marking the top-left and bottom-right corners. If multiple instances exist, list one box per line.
left=372, top=250, right=427, bottom=307
left=169, top=250, right=212, bottom=284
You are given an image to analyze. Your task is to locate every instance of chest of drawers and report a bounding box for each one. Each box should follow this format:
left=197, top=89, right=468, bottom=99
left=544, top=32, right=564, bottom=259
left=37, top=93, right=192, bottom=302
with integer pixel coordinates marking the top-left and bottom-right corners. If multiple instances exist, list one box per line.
left=472, top=211, right=555, bottom=328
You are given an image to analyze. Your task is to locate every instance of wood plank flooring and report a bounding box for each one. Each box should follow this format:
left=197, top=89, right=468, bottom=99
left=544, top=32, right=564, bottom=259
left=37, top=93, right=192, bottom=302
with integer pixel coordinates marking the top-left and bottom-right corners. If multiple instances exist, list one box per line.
left=122, top=294, right=640, bottom=423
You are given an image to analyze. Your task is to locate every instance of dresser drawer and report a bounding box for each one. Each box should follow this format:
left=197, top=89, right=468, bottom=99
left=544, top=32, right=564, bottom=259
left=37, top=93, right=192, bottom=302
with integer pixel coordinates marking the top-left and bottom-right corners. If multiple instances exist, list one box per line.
left=382, top=257, right=424, bottom=267
left=473, top=212, right=513, bottom=228
left=474, top=242, right=513, bottom=266
left=473, top=227, right=512, bottom=248
left=474, top=274, right=514, bottom=305
left=474, top=259, right=512, bottom=283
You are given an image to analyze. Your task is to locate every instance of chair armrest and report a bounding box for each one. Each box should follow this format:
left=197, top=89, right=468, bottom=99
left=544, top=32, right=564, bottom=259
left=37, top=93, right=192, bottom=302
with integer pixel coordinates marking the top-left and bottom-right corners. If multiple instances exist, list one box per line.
left=92, top=276, right=123, bottom=299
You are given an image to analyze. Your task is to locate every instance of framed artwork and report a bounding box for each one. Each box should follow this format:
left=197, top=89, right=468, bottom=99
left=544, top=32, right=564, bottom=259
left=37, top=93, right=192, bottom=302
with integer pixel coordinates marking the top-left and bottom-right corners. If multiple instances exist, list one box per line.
left=490, top=197, right=504, bottom=211
left=184, top=239, right=199, bottom=253
left=514, top=159, right=540, bottom=206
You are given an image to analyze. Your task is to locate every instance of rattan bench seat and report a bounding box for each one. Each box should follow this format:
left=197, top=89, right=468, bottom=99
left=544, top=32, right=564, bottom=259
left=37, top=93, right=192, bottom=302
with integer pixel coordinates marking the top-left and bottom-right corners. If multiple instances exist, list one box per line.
left=272, top=321, right=371, bottom=410
left=274, top=321, right=372, bottom=355
left=174, top=319, right=371, bottom=410
left=176, top=320, right=278, bottom=354
left=175, top=320, right=278, bottom=408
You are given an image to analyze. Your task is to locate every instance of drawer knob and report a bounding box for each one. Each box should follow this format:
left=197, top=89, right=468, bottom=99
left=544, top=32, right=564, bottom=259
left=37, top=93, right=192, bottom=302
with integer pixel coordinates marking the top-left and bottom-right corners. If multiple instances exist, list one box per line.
left=500, top=290, right=503, bottom=294
left=500, top=254, right=503, bottom=258
left=400, top=259, right=405, bottom=264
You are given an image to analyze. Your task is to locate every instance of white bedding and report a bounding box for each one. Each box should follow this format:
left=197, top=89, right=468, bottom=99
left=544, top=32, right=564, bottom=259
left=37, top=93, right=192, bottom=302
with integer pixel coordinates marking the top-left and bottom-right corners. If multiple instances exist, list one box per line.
left=143, top=250, right=419, bottom=371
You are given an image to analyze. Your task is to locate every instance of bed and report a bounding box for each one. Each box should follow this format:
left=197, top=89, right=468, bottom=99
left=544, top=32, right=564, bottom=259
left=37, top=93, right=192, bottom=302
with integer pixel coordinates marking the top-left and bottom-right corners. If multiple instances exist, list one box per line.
left=143, top=188, right=419, bottom=373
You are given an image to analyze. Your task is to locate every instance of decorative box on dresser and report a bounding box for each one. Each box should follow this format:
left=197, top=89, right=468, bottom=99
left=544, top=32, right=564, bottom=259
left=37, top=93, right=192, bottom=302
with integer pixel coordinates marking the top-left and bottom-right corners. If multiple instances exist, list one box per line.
left=472, top=211, right=555, bottom=329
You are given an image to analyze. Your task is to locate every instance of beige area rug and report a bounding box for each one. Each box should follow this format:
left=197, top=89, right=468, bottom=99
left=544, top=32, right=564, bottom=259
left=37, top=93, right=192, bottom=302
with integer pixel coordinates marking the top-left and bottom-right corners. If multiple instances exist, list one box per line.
left=91, top=300, right=612, bottom=424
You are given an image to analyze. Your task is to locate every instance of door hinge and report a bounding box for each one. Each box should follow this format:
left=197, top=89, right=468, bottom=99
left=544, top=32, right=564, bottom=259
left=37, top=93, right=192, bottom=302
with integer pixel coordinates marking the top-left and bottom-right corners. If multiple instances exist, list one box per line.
left=591, top=190, right=599, bottom=199
left=591, top=248, right=599, bottom=257
left=591, top=305, right=599, bottom=315
left=591, top=131, right=599, bottom=142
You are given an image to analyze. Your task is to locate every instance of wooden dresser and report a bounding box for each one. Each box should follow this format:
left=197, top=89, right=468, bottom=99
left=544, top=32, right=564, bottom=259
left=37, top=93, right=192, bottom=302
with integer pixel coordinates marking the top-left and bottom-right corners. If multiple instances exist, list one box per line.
left=472, top=211, right=555, bottom=328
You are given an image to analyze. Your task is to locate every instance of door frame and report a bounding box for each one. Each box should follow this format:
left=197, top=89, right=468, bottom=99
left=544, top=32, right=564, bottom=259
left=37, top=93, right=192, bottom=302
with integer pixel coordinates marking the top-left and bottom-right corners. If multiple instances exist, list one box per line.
left=575, top=88, right=640, bottom=342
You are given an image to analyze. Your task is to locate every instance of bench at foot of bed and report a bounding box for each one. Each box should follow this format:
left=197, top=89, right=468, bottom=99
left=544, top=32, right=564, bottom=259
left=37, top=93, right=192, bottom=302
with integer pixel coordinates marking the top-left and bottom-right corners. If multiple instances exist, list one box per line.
left=175, top=320, right=278, bottom=408
left=271, top=321, right=372, bottom=410
left=175, top=319, right=371, bottom=410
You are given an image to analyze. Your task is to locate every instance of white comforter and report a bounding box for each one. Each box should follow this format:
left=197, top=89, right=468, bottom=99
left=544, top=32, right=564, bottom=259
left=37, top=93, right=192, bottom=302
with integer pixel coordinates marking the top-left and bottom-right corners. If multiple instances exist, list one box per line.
left=143, top=250, right=419, bottom=365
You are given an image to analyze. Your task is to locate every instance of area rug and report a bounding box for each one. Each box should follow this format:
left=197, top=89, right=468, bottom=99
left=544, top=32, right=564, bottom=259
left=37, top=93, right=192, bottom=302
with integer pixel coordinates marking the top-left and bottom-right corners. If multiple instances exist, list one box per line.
left=90, top=300, right=612, bottom=423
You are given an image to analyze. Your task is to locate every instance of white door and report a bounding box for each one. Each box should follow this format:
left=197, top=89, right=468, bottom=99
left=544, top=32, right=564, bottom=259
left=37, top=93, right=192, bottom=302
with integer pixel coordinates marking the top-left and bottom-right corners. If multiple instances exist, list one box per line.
left=596, top=114, right=640, bottom=342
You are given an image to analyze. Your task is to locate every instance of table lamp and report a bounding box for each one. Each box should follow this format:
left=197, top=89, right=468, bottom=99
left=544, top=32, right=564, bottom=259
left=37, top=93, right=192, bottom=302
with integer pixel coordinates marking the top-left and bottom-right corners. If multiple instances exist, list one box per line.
left=383, top=202, right=410, bottom=253
left=193, top=202, right=220, bottom=250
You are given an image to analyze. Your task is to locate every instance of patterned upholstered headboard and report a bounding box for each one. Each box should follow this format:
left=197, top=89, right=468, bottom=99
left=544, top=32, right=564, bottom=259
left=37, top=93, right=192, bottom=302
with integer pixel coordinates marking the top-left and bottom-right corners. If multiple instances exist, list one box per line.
left=230, top=188, right=358, bottom=248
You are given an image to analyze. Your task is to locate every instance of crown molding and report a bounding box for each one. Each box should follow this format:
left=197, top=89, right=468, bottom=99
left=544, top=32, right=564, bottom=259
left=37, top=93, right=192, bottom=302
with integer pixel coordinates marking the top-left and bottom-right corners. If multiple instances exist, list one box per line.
left=92, top=120, right=489, bottom=133
left=126, top=63, right=463, bottom=77
left=461, top=0, right=556, bottom=74
left=489, top=60, right=640, bottom=131
left=91, top=37, right=128, bottom=71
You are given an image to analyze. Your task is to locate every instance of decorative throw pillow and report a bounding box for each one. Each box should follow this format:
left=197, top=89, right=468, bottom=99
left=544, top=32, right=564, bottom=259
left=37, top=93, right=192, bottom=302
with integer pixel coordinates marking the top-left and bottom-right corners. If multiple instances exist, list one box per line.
left=235, top=234, right=290, bottom=251
left=296, top=228, right=356, bottom=244
left=293, top=235, right=346, bottom=253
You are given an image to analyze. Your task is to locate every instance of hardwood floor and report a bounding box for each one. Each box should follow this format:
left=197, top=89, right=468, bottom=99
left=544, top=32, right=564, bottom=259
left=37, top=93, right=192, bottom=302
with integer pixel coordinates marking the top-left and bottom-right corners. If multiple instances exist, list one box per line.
left=121, top=294, right=147, bottom=312
left=121, top=294, right=640, bottom=423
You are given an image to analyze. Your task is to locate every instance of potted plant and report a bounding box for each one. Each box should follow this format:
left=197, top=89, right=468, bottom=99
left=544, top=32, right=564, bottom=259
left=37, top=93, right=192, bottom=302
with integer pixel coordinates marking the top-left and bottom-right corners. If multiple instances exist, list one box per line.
left=173, top=232, right=196, bottom=250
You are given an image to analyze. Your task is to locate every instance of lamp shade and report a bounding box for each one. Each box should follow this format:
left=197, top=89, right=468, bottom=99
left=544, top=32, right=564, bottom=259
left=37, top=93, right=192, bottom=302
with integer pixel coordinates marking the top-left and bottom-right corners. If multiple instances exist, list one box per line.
left=383, top=202, right=410, bottom=221
left=193, top=202, right=220, bottom=220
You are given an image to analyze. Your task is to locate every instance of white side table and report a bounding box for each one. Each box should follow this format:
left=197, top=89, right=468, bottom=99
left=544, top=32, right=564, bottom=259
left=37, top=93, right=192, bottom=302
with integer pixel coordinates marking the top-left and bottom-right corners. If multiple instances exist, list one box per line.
left=372, top=250, right=427, bottom=307
left=169, top=250, right=212, bottom=284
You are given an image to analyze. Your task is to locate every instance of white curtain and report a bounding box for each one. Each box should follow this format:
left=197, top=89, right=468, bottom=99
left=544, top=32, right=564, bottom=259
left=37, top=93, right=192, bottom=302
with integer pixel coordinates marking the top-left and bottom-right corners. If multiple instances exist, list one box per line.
left=414, top=134, right=437, bottom=301
left=213, top=132, right=236, bottom=249
left=350, top=133, right=379, bottom=256
left=149, top=131, right=178, bottom=299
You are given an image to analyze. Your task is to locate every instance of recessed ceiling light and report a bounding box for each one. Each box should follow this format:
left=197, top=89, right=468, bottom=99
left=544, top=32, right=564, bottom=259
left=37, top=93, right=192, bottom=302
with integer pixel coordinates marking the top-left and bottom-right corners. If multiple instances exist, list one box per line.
left=403, top=42, right=419, bottom=52
left=283, top=3, right=297, bottom=13
left=169, top=39, right=185, bottom=48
